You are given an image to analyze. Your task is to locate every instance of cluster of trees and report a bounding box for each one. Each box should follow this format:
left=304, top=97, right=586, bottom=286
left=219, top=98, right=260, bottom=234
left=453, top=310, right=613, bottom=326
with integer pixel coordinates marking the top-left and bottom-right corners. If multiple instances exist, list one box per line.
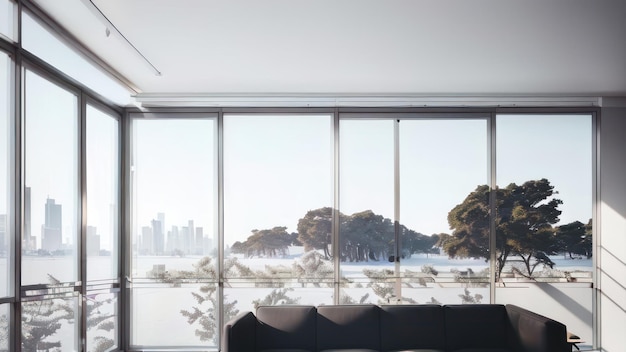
left=231, top=207, right=437, bottom=262
left=442, top=178, right=592, bottom=279
left=230, top=178, right=592, bottom=280
left=230, top=227, right=299, bottom=258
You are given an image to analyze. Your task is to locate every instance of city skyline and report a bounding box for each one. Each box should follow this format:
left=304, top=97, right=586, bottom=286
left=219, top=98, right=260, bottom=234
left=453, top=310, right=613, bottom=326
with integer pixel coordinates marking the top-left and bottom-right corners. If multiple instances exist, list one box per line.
left=136, top=213, right=214, bottom=256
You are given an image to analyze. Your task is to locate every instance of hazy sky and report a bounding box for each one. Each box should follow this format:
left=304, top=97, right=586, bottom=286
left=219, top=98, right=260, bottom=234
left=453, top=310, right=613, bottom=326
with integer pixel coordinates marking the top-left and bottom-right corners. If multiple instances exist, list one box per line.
left=132, top=113, right=592, bottom=247
left=13, top=68, right=593, bottom=251
left=1, top=0, right=594, bottom=255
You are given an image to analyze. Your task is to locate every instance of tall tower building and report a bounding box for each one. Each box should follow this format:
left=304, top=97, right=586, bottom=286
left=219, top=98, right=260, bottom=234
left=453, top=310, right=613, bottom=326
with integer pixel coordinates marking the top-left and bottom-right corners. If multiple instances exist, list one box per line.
left=151, top=219, right=164, bottom=255
left=87, top=225, right=101, bottom=256
left=186, top=220, right=194, bottom=254
left=141, top=226, right=153, bottom=255
left=181, top=226, right=190, bottom=254
left=195, top=226, right=204, bottom=255
left=42, top=197, right=62, bottom=252
left=157, top=212, right=165, bottom=235
left=23, top=186, right=33, bottom=250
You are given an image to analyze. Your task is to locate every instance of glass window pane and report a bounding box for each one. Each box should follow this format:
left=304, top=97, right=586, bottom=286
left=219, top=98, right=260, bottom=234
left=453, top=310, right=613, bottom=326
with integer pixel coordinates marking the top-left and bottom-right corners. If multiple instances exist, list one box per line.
left=495, top=114, right=593, bottom=348
left=22, top=70, right=78, bottom=286
left=130, top=116, right=217, bottom=348
left=339, top=119, right=395, bottom=304
left=21, top=296, right=79, bottom=351
left=0, top=0, right=16, bottom=41
left=86, top=291, right=118, bottom=352
left=0, top=52, right=11, bottom=297
left=399, top=119, right=489, bottom=304
left=223, top=114, right=333, bottom=294
left=131, top=117, right=217, bottom=276
left=21, top=12, right=130, bottom=106
left=86, top=105, right=119, bottom=281
left=131, top=285, right=213, bottom=348
left=496, top=114, right=593, bottom=279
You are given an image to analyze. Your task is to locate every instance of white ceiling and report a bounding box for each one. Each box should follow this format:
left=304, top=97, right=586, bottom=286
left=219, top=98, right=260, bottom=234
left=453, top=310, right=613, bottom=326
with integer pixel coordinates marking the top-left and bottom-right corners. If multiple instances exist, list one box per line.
left=32, top=0, right=626, bottom=103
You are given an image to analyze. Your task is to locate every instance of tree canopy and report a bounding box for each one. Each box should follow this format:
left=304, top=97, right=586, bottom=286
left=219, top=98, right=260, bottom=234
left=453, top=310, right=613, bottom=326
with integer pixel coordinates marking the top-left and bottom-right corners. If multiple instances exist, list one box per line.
left=444, top=178, right=564, bottom=279
left=231, top=226, right=294, bottom=258
left=231, top=178, right=590, bottom=273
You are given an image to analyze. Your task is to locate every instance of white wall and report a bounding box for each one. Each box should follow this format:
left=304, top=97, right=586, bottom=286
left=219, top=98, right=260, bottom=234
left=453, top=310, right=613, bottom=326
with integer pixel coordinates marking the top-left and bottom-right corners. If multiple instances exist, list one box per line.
left=598, top=97, right=626, bottom=352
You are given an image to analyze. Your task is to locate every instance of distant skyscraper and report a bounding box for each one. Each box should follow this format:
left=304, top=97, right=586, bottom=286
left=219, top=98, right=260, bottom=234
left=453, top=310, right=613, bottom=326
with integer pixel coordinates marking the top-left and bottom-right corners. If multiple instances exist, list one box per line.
left=151, top=219, right=164, bottom=255
left=141, top=226, right=153, bottom=255
left=186, top=220, right=194, bottom=254
left=42, top=198, right=62, bottom=252
left=157, top=212, right=165, bottom=235
left=195, top=227, right=203, bottom=255
left=87, top=225, right=101, bottom=256
left=23, top=186, right=33, bottom=250
left=171, top=225, right=180, bottom=252
left=181, top=226, right=190, bottom=254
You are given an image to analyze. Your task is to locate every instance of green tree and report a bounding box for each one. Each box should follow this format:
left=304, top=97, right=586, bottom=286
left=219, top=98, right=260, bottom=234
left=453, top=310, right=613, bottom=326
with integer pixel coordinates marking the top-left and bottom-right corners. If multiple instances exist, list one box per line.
left=231, top=227, right=293, bottom=258
left=557, top=220, right=592, bottom=259
left=341, top=210, right=393, bottom=262
left=298, top=208, right=438, bottom=262
left=297, top=207, right=335, bottom=258
left=401, top=227, right=438, bottom=257
left=446, top=179, right=563, bottom=279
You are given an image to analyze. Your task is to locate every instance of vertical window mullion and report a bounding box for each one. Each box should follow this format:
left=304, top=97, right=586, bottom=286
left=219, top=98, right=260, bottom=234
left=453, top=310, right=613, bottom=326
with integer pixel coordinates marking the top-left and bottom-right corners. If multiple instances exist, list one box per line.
left=489, top=113, right=497, bottom=303
left=79, top=92, right=87, bottom=352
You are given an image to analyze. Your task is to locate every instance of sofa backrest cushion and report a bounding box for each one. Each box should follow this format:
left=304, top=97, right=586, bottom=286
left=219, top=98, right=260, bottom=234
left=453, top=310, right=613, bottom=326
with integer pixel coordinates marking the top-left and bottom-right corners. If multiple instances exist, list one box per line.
left=380, top=304, right=445, bottom=351
left=505, top=304, right=569, bottom=352
left=222, top=311, right=257, bottom=352
left=316, top=305, right=380, bottom=351
left=444, top=304, right=509, bottom=351
left=256, top=305, right=317, bottom=352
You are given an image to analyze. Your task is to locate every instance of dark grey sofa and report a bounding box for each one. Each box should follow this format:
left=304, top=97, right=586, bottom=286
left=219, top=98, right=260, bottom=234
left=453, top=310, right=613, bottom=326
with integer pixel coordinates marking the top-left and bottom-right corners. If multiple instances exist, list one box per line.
left=222, top=304, right=569, bottom=352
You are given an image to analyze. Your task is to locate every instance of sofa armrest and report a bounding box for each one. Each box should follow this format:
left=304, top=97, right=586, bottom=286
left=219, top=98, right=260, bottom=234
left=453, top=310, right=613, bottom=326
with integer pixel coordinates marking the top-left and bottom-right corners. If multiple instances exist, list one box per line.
left=505, top=304, right=569, bottom=352
left=222, top=311, right=256, bottom=352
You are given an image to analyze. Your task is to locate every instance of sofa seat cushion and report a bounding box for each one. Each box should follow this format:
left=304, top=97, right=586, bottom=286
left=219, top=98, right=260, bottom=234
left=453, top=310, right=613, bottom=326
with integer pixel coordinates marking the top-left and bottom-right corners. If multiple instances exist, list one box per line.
left=386, top=350, right=445, bottom=352
left=451, top=349, right=513, bottom=352
left=320, top=349, right=379, bottom=352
